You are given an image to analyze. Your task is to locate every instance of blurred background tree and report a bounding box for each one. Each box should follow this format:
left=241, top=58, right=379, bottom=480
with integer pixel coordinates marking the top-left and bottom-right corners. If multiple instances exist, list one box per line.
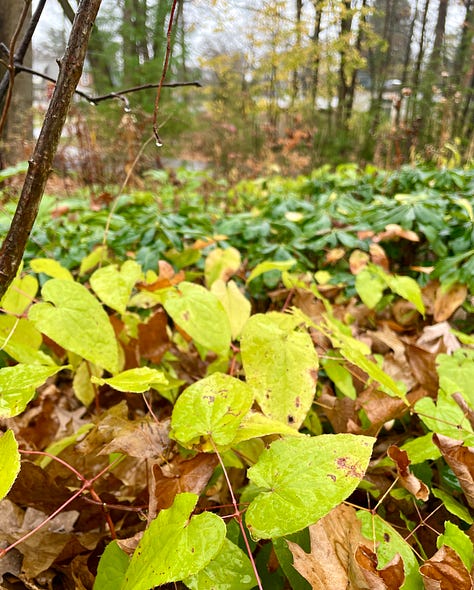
left=1, top=0, right=472, bottom=177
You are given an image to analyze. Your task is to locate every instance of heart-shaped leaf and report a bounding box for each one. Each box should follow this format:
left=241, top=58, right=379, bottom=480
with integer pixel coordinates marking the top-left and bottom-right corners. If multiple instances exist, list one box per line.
left=28, top=279, right=120, bottom=374
left=90, top=260, right=143, bottom=315
left=122, top=493, right=225, bottom=589
left=246, top=434, right=375, bottom=539
left=0, top=430, right=20, bottom=500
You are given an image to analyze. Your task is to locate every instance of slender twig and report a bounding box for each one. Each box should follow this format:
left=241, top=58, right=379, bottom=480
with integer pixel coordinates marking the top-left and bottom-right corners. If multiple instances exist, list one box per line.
left=153, top=0, right=180, bottom=147
left=210, top=438, right=263, bottom=590
left=11, top=62, right=201, bottom=108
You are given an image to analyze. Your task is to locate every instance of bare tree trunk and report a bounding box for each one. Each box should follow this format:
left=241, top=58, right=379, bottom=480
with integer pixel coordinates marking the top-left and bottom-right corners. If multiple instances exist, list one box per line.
left=0, top=0, right=102, bottom=299
left=310, top=0, right=322, bottom=110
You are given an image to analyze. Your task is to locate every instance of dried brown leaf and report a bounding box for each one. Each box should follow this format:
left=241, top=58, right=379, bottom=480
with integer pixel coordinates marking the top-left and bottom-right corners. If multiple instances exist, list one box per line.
left=373, top=224, right=420, bottom=243
left=355, top=545, right=405, bottom=589
left=369, top=244, right=390, bottom=271
left=417, top=322, right=461, bottom=355
left=100, top=417, right=171, bottom=460
left=387, top=445, right=429, bottom=500
left=404, top=342, right=439, bottom=396
left=288, top=504, right=371, bottom=589
left=420, top=545, right=474, bottom=590
left=138, top=308, right=171, bottom=364
left=433, top=434, right=474, bottom=508
left=349, top=250, right=370, bottom=275
left=150, top=453, right=218, bottom=513
left=434, top=283, right=468, bottom=322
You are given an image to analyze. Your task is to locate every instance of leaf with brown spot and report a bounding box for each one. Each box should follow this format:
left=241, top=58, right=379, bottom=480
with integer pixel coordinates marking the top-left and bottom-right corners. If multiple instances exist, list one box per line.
left=387, top=445, right=429, bottom=501
left=420, top=545, right=474, bottom=590
left=287, top=504, right=371, bottom=589
left=434, top=283, right=468, bottom=322
left=355, top=545, right=405, bottom=589
left=433, top=434, right=474, bottom=508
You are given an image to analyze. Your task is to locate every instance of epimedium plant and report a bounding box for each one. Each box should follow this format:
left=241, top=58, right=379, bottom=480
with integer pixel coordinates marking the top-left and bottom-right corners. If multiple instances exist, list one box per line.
left=0, top=245, right=473, bottom=588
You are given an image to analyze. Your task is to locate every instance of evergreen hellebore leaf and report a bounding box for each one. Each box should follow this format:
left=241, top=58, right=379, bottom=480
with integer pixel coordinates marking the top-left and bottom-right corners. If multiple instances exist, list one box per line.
left=246, top=434, right=375, bottom=539
left=0, top=430, right=20, bottom=500
left=122, top=493, right=226, bottom=590
left=91, top=367, right=168, bottom=393
left=171, top=372, right=253, bottom=449
left=90, top=260, right=143, bottom=315
left=162, top=282, right=231, bottom=356
left=28, top=279, right=120, bottom=374
left=241, top=313, right=318, bottom=428
left=0, top=363, right=64, bottom=418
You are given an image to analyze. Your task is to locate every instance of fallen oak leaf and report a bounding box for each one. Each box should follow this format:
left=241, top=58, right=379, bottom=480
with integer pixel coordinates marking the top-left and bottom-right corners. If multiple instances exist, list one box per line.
left=387, top=445, right=429, bottom=501
left=287, top=504, right=371, bottom=589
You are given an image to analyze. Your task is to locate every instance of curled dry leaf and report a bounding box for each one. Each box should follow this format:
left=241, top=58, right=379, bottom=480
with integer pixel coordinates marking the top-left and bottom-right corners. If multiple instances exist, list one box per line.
left=287, top=504, right=371, bottom=589
left=434, top=283, right=468, bottom=322
left=433, top=434, right=474, bottom=508
left=387, top=445, right=429, bottom=501
left=349, top=250, right=370, bottom=275
left=420, top=545, right=474, bottom=590
left=403, top=341, right=439, bottom=396
left=137, top=260, right=185, bottom=291
left=355, top=545, right=405, bottom=590
left=372, top=224, right=419, bottom=243
left=416, top=321, right=461, bottom=355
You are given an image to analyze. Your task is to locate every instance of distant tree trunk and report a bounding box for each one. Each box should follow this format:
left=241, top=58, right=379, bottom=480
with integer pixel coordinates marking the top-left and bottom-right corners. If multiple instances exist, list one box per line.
left=410, top=0, right=430, bottom=117
left=0, top=0, right=33, bottom=166
left=346, top=0, right=367, bottom=123
left=453, top=0, right=474, bottom=137
left=291, top=0, right=303, bottom=103
left=337, top=0, right=353, bottom=126
left=310, top=0, right=322, bottom=110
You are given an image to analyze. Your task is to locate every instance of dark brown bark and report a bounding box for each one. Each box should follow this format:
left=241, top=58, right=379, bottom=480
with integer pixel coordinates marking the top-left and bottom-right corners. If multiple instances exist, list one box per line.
left=0, top=0, right=102, bottom=299
left=310, top=0, right=322, bottom=109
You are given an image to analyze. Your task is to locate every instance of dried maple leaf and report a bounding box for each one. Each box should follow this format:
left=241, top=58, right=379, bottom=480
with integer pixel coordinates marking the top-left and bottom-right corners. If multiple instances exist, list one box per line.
left=387, top=445, right=429, bottom=501
left=420, top=545, right=474, bottom=590
left=287, top=504, right=372, bottom=589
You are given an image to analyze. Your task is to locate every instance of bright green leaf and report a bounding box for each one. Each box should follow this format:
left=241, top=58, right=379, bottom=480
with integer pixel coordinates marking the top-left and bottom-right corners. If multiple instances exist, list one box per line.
left=246, top=434, right=375, bottom=539
left=358, top=511, right=422, bottom=589
left=205, top=247, right=241, bottom=288
left=246, top=259, right=296, bottom=285
left=355, top=268, right=385, bottom=309
left=171, top=372, right=253, bottom=449
left=73, top=361, right=102, bottom=406
left=437, top=349, right=474, bottom=409
left=122, top=493, right=226, bottom=589
left=90, top=260, right=143, bottom=315
left=437, top=521, right=474, bottom=570
left=231, top=411, right=304, bottom=445
left=30, top=258, right=74, bottom=281
left=79, top=246, right=108, bottom=276
left=211, top=279, right=251, bottom=340
left=385, top=274, right=425, bottom=315
left=322, top=358, right=357, bottom=399
left=28, top=279, right=120, bottom=374
left=0, top=316, right=54, bottom=365
left=0, top=273, right=38, bottom=315
left=0, top=430, right=20, bottom=500
left=94, top=540, right=129, bottom=590
left=184, top=538, right=256, bottom=590
left=0, top=363, right=64, bottom=418
left=241, top=313, right=318, bottom=428
left=432, top=489, right=473, bottom=524
left=415, top=390, right=474, bottom=444
left=92, top=367, right=168, bottom=393
left=162, top=282, right=231, bottom=356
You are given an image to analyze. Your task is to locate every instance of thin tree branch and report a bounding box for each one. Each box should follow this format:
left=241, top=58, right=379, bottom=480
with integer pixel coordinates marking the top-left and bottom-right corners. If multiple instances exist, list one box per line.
left=0, top=0, right=103, bottom=299
left=8, top=62, right=201, bottom=109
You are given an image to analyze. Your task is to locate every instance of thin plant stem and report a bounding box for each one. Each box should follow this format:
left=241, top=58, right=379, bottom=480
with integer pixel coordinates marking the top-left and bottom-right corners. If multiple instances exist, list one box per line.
left=210, top=438, right=263, bottom=590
